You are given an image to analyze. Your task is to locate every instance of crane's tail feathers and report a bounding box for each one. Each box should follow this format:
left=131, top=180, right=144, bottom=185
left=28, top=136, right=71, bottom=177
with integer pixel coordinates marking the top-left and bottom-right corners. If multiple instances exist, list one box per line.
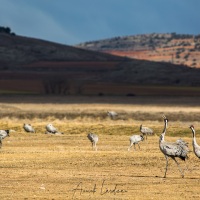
left=180, top=155, right=188, bottom=161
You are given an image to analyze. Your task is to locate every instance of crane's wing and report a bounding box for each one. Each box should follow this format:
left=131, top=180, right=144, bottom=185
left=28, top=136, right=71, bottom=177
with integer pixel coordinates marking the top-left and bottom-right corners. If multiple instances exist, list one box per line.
left=24, top=124, right=35, bottom=132
left=141, top=126, right=153, bottom=134
left=46, top=125, right=57, bottom=133
left=87, top=133, right=98, bottom=143
left=29, top=125, right=35, bottom=132
left=0, top=132, right=7, bottom=140
left=163, top=142, right=188, bottom=160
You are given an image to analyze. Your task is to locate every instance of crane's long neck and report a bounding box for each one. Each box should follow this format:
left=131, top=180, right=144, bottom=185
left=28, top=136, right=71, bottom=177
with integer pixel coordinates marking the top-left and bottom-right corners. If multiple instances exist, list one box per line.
left=160, top=119, right=168, bottom=143
left=191, top=127, right=197, bottom=145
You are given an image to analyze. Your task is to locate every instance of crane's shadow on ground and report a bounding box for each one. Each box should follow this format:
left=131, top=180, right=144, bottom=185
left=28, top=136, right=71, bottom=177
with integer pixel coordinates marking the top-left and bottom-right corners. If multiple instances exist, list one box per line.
left=119, top=174, right=200, bottom=180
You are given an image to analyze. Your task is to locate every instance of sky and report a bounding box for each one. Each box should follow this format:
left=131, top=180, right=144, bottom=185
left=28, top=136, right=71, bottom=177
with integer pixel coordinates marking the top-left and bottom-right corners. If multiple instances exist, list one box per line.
left=0, top=0, right=200, bottom=45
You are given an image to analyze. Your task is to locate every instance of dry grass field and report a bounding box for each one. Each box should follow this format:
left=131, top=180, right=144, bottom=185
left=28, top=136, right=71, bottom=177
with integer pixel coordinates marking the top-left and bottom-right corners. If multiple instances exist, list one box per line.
left=0, top=95, right=200, bottom=199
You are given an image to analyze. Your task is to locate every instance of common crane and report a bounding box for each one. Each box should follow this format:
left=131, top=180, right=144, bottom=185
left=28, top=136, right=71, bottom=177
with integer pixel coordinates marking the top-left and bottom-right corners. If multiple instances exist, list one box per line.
left=46, top=123, right=57, bottom=134
left=128, top=135, right=144, bottom=151
left=87, top=133, right=98, bottom=151
left=140, top=124, right=153, bottom=140
left=45, top=124, right=63, bottom=135
left=107, top=111, right=118, bottom=120
left=189, top=125, right=200, bottom=159
left=0, top=129, right=10, bottom=148
left=159, top=116, right=189, bottom=178
left=23, top=123, right=35, bottom=133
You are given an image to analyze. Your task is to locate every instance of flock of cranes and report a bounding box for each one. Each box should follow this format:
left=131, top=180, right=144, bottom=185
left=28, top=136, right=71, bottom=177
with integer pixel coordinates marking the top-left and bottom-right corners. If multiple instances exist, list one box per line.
left=0, top=111, right=200, bottom=178
left=23, top=123, right=64, bottom=135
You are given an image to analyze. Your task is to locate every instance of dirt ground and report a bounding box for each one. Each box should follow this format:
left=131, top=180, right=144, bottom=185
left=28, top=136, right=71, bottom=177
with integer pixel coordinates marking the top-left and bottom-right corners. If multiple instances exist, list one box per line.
left=0, top=96, right=200, bottom=199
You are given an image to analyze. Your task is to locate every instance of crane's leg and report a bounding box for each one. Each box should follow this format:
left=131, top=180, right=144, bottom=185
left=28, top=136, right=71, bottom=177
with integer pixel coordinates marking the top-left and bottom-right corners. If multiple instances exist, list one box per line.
left=172, top=157, right=184, bottom=178
left=94, top=142, right=97, bottom=151
left=0, top=140, right=2, bottom=149
left=164, top=155, right=169, bottom=178
left=138, top=143, right=140, bottom=150
left=128, top=142, right=133, bottom=151
left=184, top=160, right=191, bottom=172
left=133, top=144, right=136, bottom=150
left=91, top=142, right=94, bottom=150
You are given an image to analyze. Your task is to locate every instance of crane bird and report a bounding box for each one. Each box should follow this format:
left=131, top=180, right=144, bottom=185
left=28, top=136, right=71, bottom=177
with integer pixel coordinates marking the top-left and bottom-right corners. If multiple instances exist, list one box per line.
left=46, top=123, right=57, bottom=133
left=159, top=115, right=189, bottom=178
left=107, top=111, right=118, bottom=120
left=45, top=124, right=63, bottom=135
left=128, top=135, right=144, bottom=151
left=0, top=129, right=10, bottom=148
left=189, top=125, right=200, bottom=159
left=23, top=123, right=35, bottom=133
left=87, top=133, right=98, bottom=151
left=140, top=124, right=154, bottom=140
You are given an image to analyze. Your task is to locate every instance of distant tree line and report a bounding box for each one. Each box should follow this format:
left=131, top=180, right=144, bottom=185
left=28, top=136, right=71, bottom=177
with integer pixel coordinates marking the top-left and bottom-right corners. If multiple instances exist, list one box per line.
left=0, top=26, right=15, bottom=35
left=43, top=79, right=71, bottom=95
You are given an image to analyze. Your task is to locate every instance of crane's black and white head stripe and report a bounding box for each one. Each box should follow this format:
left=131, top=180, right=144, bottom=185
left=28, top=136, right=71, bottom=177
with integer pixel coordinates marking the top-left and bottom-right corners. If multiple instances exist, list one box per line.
left=5, top=130, right=10, bottom=136
left=190, top=125, right=194, bottom=129
left=163, top=115, right=169, bottom=122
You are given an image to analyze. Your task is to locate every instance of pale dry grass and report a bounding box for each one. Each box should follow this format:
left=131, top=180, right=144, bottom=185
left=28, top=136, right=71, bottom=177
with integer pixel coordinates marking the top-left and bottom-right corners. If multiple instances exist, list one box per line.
left=0, top=132, right=200, bottom=200
left=1, top=96, right=200, bottom=120
left=0, top=96, right=200, bottom=199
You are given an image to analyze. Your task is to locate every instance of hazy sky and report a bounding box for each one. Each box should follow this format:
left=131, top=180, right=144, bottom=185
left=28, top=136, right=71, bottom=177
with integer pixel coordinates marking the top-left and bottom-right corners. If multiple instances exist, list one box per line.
left=0, top=0, right=199, bottom=45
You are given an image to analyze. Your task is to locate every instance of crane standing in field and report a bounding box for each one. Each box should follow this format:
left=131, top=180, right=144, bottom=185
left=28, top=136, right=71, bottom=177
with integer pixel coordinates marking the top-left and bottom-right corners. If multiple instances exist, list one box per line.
left=45, top=123, right=63, bottom=135
left=189, top=125, right=200, bottom=159
left=159, top=115, right=189, bottom=178
left=140, top=124, right=154, bottom=140
left=0, top=129, right=10, bottom=148
left=46, top=123, right=57, bottom=133
left=128, top=134, right=144, bottom=151
left=87, top=133, right=98, bottom=151
left=107, top=111, right=118, bottom=120
left=23, top=123, right=35, bottom=133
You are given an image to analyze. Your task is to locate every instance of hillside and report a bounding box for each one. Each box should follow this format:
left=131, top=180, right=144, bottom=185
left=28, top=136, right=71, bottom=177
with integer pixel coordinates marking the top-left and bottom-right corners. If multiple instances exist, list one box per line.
left=77, top=33, right=200, bottom=68
left=1, top=31, right=200, bottom=96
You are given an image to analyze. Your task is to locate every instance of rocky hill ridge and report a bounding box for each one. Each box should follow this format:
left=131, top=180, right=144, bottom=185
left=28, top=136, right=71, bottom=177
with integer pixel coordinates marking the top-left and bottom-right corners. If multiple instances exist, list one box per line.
left=77, top=33, right=200, bottom=68
left=1, top=30, right=200, bottom=95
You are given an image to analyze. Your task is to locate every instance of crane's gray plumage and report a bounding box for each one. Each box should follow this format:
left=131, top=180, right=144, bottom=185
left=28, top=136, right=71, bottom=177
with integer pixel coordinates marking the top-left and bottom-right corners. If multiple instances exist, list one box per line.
left=0, top=130, right=10, bottom=149
left=87, top=133, right=98, bottom=151
left=189, top=125, right=200, bottom=159
left=23, top=123, right=35, bottom=133
left=176, top=138, right=189, bottom=149
left=107, top=111, right=118, bottom=120
left=46, top=123, right=57, bottom=133
left=128, top=134, right=144, bottom=151
left=45, top=124, right=63, bottom=135
left=159, top=116, right=189, bottom=178
left=140, top=124, right=153, bottom=140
